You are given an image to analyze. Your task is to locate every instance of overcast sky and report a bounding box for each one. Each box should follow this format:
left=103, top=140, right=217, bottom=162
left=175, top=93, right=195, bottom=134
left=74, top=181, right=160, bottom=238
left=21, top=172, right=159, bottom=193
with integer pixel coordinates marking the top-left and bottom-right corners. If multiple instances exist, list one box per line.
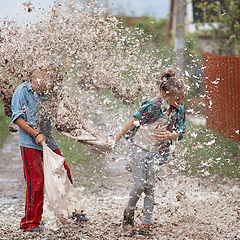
left=0, top=0, right=170, bottom=23
left=100, top=0, right=170, bottom=18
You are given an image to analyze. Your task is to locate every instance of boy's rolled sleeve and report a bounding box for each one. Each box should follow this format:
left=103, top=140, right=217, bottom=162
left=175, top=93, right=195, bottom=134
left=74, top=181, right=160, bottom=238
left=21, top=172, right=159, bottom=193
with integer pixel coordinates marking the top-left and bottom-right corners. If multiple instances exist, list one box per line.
left=11, top=88, right=26, bottom=124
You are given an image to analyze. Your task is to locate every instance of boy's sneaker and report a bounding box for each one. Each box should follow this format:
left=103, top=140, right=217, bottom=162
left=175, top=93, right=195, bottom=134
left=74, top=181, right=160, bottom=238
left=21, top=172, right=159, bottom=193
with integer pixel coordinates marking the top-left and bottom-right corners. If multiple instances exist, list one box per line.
left=27, top=227, right=41, bottom=232
left=122, top=209, right=134, bottom=227
left=138, top=224, right=151, bottom=236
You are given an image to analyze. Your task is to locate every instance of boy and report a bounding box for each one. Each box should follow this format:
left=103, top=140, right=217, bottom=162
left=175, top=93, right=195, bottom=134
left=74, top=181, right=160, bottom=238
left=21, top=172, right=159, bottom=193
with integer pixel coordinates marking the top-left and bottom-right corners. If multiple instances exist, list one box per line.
left=11, top=68, right=87, bottom=232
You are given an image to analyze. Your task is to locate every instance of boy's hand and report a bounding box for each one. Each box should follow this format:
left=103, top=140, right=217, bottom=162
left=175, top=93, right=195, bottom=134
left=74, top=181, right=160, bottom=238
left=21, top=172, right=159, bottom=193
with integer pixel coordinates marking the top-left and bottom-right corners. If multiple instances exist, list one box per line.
left=35, top=134, right=46, bottom=146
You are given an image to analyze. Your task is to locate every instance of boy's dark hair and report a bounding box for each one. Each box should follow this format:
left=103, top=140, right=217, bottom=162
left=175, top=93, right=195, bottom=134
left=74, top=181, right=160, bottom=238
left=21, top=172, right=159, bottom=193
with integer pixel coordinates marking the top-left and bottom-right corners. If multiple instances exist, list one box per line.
left=159, top=68, right=186, bottom=95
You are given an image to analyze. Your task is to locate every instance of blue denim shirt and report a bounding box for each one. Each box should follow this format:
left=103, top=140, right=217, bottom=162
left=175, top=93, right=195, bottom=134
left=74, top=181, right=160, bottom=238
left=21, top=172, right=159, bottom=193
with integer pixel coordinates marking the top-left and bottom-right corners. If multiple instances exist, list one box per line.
left=11, top=82, right=58, bottom=151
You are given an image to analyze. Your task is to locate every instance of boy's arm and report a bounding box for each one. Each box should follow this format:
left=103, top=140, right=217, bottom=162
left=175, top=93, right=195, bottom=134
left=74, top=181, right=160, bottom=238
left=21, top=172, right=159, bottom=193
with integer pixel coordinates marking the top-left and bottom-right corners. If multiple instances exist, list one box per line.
left=15, top=116, right=46, bottom=146
left=114, top=117, right=139, bottom=143
left=11, top=86, right=45, bottom=146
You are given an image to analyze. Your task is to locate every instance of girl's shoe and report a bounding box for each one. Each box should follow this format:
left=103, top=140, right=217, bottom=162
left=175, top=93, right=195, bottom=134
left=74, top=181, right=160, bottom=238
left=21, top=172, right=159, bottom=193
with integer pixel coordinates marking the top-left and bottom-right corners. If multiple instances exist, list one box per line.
left=72, top=212, right=89, bottom=222
left=122, top=209, right=134, bottom=227
left=138, top=224, right=151, bottom=236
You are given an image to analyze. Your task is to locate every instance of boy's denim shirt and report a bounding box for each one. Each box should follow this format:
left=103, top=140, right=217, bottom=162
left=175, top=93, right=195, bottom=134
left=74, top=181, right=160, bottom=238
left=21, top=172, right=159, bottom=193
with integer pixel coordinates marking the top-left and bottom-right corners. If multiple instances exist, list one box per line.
left=11, top=82, right=58, bottom=151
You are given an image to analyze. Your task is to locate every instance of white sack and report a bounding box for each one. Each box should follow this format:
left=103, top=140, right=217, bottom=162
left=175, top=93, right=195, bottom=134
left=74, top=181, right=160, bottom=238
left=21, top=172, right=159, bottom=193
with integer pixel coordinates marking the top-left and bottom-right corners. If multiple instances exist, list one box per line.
left=43, top=142, right=81, bottom=225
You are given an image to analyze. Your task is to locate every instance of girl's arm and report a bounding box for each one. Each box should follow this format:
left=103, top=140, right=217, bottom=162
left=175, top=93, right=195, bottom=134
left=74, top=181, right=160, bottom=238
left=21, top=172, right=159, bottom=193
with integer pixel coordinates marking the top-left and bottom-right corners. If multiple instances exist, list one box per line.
left=114, top=117, right=139, bottom=143
left=15, top=116, right=46, bottom=146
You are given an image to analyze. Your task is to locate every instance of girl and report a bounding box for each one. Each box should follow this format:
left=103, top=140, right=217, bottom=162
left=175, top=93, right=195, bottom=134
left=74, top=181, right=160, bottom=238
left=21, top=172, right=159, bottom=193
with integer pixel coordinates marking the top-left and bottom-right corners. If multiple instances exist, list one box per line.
left=114, top=68, right=186, bottom=236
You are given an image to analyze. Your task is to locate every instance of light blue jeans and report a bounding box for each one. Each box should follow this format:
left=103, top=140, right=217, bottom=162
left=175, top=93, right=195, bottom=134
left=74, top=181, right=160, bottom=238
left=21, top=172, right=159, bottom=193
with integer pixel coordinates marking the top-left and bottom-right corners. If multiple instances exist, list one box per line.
left=126, top=144, right=160, bottom=225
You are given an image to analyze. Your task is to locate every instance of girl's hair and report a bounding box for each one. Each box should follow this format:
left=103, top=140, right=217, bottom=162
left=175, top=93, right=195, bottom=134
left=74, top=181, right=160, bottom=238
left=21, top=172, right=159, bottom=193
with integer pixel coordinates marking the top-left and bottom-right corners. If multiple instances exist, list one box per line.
left=159, top=68, right=186, bottom=96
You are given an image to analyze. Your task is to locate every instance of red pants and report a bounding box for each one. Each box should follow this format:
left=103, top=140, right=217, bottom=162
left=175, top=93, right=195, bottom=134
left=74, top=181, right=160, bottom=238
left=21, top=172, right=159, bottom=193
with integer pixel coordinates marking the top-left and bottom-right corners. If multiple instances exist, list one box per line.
left=20, top=147, right=73, bottom=230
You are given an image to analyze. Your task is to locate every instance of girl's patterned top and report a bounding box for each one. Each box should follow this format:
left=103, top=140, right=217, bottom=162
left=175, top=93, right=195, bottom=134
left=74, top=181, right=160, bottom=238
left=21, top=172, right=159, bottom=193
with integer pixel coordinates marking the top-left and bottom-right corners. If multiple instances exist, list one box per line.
left=133, top=96, right=186, bottom=140
left=129, top=96, right=186, bottom=164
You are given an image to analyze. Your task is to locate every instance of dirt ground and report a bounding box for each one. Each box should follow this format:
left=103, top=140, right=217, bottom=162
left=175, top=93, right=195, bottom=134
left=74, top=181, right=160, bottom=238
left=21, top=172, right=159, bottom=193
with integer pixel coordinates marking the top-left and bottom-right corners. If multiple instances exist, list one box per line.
left=0, top=132, right=240, bottom=240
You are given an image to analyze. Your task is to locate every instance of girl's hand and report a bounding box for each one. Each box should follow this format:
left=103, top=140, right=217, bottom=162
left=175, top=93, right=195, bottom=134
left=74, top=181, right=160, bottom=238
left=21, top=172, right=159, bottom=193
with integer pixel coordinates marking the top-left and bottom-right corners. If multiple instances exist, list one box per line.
left=35, top=134, right=46, bottom=146
left=155, top=129, right=180, bottom=142
left=154, top=129, right=172, bottom=142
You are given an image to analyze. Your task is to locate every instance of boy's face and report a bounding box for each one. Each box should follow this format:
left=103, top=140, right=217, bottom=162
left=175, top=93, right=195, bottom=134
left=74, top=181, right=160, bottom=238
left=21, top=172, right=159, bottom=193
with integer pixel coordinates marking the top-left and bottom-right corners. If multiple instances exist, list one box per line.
left=164, top=93, right=184, bottom=108
left=31, top=72, right=54, bottom=94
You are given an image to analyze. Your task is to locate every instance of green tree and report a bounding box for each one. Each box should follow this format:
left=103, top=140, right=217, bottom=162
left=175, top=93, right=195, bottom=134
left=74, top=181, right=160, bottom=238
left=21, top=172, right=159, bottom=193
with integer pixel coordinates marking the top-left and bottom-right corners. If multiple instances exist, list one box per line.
left=195, top=0, right=240, bottom=55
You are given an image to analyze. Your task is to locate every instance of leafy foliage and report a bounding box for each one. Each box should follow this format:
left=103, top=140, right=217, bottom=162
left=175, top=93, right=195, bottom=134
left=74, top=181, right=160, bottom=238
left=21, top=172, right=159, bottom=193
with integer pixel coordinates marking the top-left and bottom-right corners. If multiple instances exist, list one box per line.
left=194, top=0, right=240, bottom=55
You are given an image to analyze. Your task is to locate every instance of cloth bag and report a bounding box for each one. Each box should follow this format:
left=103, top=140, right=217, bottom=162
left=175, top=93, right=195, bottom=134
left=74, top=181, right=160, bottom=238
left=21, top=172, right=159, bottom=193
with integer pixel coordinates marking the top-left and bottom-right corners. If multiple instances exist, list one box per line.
left=43, top=142, right=79, bottom=222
